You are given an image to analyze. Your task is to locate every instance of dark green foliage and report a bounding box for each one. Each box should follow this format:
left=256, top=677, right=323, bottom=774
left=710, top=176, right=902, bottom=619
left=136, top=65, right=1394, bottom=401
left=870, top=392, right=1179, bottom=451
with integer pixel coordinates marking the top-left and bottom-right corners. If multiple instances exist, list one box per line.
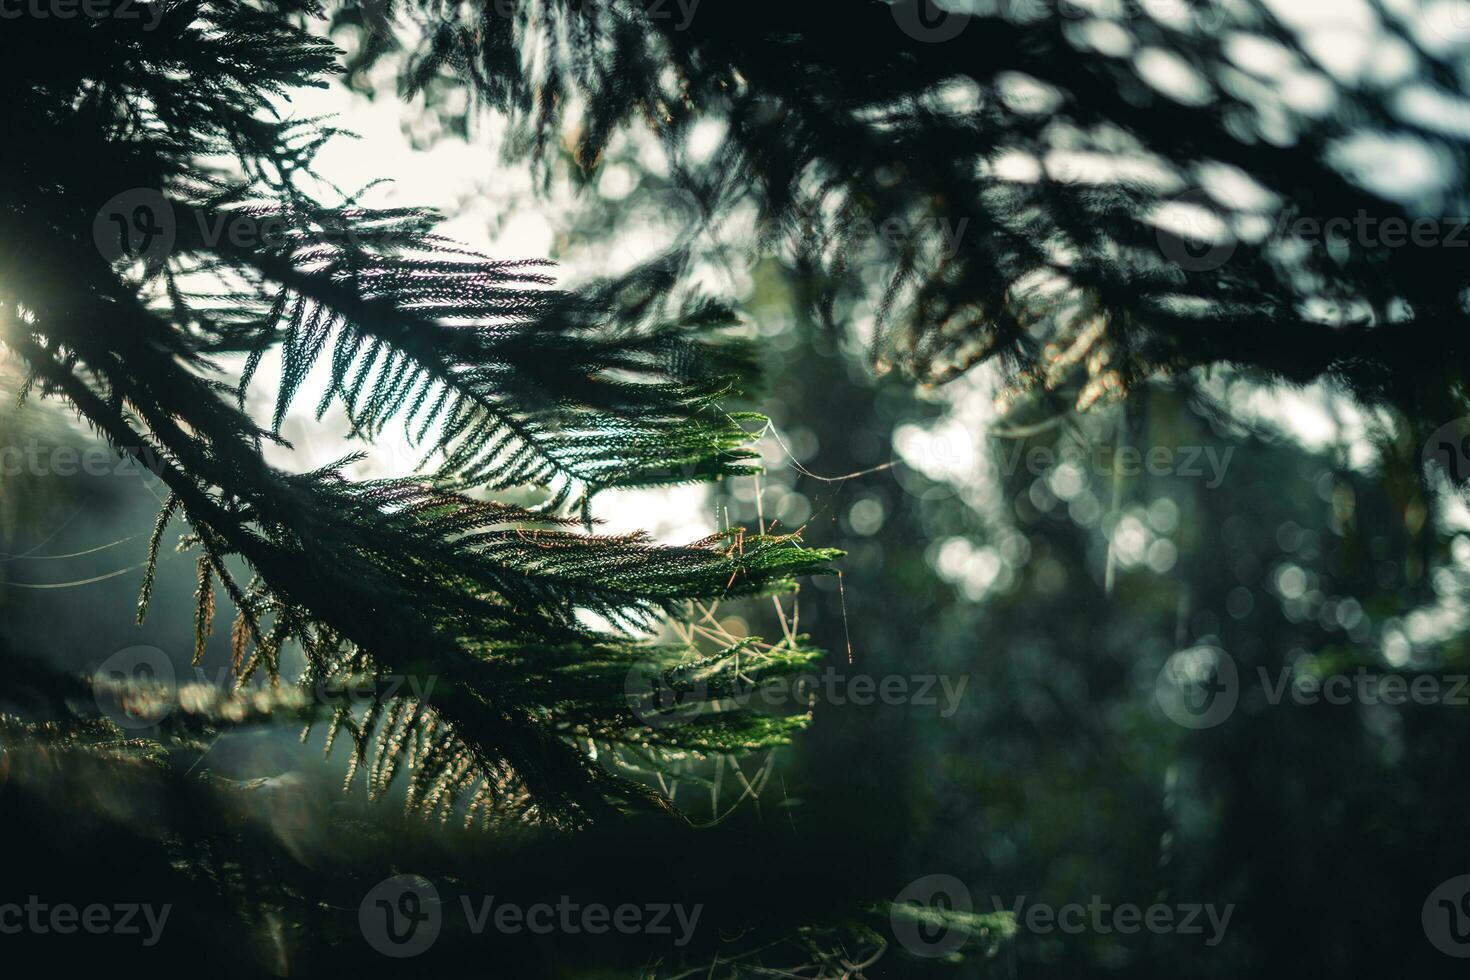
left=360, top=0, right=1470, bottom=424
left=0, top=2, right=837, bottom=828
left=711, top=257, right=1470, bottom=977
left=0, top=622, right=1007, bottom=975
left=13, top=2, right=1465, bottom=977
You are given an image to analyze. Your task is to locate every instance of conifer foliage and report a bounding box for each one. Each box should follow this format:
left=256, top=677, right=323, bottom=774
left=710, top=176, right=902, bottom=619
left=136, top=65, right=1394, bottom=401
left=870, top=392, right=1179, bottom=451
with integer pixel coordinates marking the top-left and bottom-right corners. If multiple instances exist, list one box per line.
left=10, top=1, right=1465, bottom=975
left=364, top=0, right=1470, bottom=422
left=0, top=2, right=837, bottom=827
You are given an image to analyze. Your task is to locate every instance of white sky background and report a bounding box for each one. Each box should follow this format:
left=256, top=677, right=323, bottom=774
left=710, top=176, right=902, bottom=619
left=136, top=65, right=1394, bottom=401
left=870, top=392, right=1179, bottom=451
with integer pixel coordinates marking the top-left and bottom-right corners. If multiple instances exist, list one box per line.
left=248, top=43, right=719, bottom=544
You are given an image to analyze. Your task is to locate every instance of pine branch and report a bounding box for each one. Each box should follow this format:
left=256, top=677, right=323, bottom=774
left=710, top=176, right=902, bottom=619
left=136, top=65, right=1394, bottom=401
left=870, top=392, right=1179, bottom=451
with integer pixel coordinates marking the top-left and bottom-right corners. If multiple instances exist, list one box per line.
left=367, top=0, right=1470, bottom=419
left=0, top=3, right=839, bottom=825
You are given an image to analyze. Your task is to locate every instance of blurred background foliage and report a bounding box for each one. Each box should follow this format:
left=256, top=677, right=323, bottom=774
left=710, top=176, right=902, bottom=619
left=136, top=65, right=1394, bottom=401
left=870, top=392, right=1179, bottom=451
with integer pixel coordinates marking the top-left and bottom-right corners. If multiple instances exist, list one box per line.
left=545, top=127, right=1470, bottom=975
left=9, top=174, right=1470, bottom=973
left=7, top=9, right=1470, bottom=976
